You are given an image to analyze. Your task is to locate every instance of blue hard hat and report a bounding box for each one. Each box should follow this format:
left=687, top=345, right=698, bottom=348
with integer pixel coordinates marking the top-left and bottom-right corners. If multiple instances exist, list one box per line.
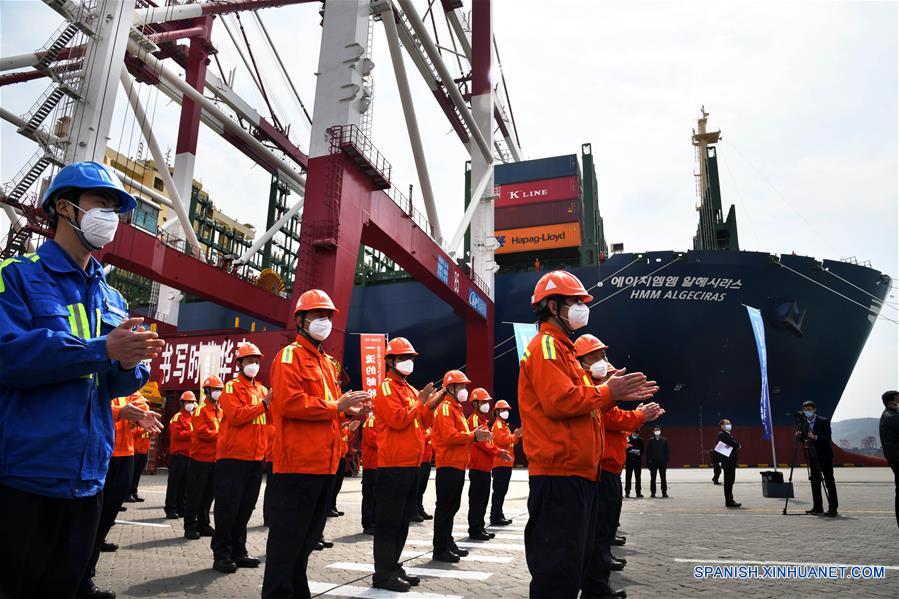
left=42, top=161, right=137, bottom=213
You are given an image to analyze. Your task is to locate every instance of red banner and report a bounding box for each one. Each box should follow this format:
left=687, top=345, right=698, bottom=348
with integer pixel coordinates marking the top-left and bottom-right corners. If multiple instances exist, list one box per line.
left=360, top=334, right=387, bottom=397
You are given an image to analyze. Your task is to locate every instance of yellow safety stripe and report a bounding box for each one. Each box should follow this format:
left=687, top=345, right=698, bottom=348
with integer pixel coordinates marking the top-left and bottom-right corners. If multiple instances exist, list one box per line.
left=441, top=403, right=450, bottom=417
left=461, top=414, right=470, bottom=433
left=281, top=345, right=294, bottom=363
left=381, top=381, right=392, bottom=396
left=582, top=374, right=592, bottom=385
left=0, top=254, right=38, bottom=294
left=521, top=348, right=531, bottom=363
left=472, top=414, right=480, bottom=427
left=541, top=334, right=557, bottom=360
left=225, top=381, right=235, bottom=393
left=95, top=308, right=101, bottom=338
left=171, top=413, right=180, bottom=423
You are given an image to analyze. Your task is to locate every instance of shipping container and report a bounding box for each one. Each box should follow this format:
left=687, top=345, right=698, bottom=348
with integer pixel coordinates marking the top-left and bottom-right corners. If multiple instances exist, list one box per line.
left=494, top=154, right=579, bottom=185
left=494, top=222, right=582, bottom=254
left=494, top=175, right=580, bottom=208
left=495, top=199, right=580, bottom=230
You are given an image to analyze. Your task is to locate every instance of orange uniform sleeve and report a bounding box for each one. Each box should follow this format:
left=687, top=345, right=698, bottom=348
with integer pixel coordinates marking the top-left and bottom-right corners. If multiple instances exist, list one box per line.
left=172, top=415, right=193, bottom=441
left=374, top=384, right=427, bottom=430
left=193, top=409, right=217, bottom=441
left=528, top=341, right=614, bottom=420
left=433, top=404, right=474, bottom=446
left=111, top=400, right=125, bottom=421
left=271, top=349, right=339, bottom=421
left=603, top=406, right=646, bottom=432
left=420, top=407, right=435, bottom=429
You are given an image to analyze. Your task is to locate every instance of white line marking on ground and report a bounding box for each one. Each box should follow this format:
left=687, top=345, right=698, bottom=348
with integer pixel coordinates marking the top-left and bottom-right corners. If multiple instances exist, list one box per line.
left=405, top=539, right=525, bottom=551
left=309, top=581, right=462, bottom=598
left=327, top=562, right=492, bottom=580
left=114, top=520, right=169, bottom=528
left=486, top=525, right=526, bottom=532
left=675, top=558, right=899, bottom=571
left=453, top=531, right=521, bottom=540
left=401, top=551, right=514, bottom=564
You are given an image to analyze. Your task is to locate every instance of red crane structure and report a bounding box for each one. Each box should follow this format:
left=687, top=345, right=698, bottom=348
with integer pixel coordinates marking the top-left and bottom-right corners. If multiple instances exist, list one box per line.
left=1, top=0, right=522, bottom=395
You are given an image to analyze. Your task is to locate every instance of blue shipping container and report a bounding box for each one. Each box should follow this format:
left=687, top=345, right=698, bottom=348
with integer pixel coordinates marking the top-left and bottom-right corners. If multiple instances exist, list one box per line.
left=495, top=154, right=579, bottom=186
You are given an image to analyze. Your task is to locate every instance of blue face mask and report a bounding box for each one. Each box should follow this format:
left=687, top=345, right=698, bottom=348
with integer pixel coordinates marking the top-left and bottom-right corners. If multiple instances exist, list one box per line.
left=724, top=424, right=732, bottom=432
left=803, top=410, right=814, bottom=418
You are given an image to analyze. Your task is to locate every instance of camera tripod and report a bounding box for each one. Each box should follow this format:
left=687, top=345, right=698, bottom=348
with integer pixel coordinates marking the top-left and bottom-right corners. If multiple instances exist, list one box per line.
left=783, top=437, right=831, bottom=515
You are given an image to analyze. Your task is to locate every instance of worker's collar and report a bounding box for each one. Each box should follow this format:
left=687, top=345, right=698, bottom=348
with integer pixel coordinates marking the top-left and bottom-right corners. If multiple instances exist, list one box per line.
left=385, top=374, right=411, bottom=388
left=237, top=372, right=260, bottom=386
left=539, top=321, right=575, bottom=349
left=39, top=239, right=105, bottom=279
left=294, top=332, right=326, bottom=355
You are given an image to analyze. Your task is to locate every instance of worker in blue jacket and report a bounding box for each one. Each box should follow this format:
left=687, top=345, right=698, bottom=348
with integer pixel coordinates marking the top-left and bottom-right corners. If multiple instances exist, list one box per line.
left=0, top=161, right=166, bottom=599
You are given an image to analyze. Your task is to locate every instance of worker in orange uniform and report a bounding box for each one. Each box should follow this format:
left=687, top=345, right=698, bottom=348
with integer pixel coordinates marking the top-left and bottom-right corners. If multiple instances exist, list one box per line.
left=431, top=370, right=493, bottom=563
left=128, top=419, right=153, bottom=503
left=519, top=271, right=658, bottom=599
left=361, top=410, right=378, bottom=534
left=414, top=425, right=434, bottom=522
left=79, top=392, right=150, bottom=596
left=371, top=337, right=442, bottom=591
left=164, top=391, right=196, bottom=519
left=468, top=388, right=513, bottom=540
left=575, top=334, right=663, bottom=597
left=490, top=399, right=520, bottom=526
left=211, top=342, right=271, bottom=574
left=183, top=376, right=224, bottom=540
left=262, top=289, right=369, bottom=599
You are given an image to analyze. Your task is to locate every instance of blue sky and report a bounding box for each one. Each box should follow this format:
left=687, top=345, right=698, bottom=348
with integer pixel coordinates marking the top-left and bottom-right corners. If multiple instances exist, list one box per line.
left=2, top=0, right=896, bottom=419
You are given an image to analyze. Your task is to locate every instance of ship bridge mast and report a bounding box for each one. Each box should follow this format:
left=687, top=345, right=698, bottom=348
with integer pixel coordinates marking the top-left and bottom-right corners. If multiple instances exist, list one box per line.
left=692, top=107, right=739, bottom=251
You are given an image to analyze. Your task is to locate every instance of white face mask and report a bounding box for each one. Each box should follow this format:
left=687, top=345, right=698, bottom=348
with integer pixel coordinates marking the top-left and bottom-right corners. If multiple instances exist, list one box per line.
left=395, top=359, right=414, bottom=376
left=184, top=402, right=196, bottom=412
left=499, top=410, right=510, bottom=420
left=456, top=388, right=469, bottom=403
left=243, top=363, right=260, bottom=379
left=478, top=403, right=490, bottom=414
left=565, top=302, right=590, bottom=330
left=724, top=424, right=732, bottom=432
left=67, top=202, right=119, bottom=250
left=654, top=431, right=661, bottom=437
left=589, top=360, right=609, bottom=379
left=211, top=390, right=222, bottom=401
left=307, top=317, right=332, bottom=341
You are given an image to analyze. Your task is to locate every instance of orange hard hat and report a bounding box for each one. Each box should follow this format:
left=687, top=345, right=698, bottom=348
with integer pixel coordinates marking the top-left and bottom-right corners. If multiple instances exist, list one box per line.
left=180, top=391, right=196, bottom=402
left=236, top=342, right=263, bottom=360
left=295, top=289, right=338, bottom=315
left=531, top=270, right=593, bottom=306
left=574, top=334, right=608, bottom=358
left=470, top=388, right=492, bottom=403
left=442, top=370, right=471, bottom=387
left=202, top=375, right=224, bottom=389
left=494, top=399, right=512, bottom=411
left=386, top=337, right=418, bottom=356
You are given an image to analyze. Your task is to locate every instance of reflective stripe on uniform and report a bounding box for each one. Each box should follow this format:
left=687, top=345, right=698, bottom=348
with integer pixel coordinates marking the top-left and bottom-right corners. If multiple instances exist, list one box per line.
left=66, top=303, right=90, bottom=340
left=521, top=348, right=531, bottom=363
left=541, top=334, right=557, bottom=360
left=281, top=345, right=294, bottom=363
left=381, top=381, right=391, bottom=396
left=225, top=381, right=235, bottom=393
left=0, top=254, right=39, bottom=294
left=582, top=374, right=592, bottom=385
left=441, top=403, right=450, bottom=417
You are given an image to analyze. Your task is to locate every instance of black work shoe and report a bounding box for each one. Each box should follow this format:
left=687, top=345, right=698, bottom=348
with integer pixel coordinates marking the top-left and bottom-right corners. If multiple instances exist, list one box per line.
left=610, top=554, right=627, bottom=565
left=635, top=493, right=644, bottom=498
left=612, top=536, right=626, bottom=546
left=823, top=509, right=839, bottom=518
left=184, top=530, right=201, bottom=540
left=124, top=495, right=136, bottom=503
left=234, top=555, right=261, bottom=568
left=198, top=526, right=215, bottom=537
left=363, top=528, right=375, bottom=535
left=398, top=569, right=420, bottom=586
left=372, top=576, right=411, bottom=592
left=603, top=556, right=625, bottom=571
left=662, top=493, right=669, bottom=498
left=469, top=531, right=492, bottom=541
left=213, top=559, right=237, bottom=574
left=313, top=541, right=325, bottom=551
left=624, top=493, right=630, bottom=498
left=117, top=506, right=127, bottom=512
left=320, top=539, right=334, bottom=549
left=726, top=501, right=742, bottom=508
left=100, top=541, right=118, bottom=552
left=490, top=518, right=511, bottom=526
left=433, top=551, right=460, bottom=563
left=327, top=508, right=341, bottom=518
left=410, top=514, right=424, bottom=523
left=164, top=511, right=179, bottom=520
left=713, top=480, right=722, bottom=485
left=805, top=509, right=824, bottom=515
left=450, top=545, right=468, bottom=557
left=420, top=511, right=433, bottom=520
left=76, top=583, right=116, bottom=599
left=133, top=495, right=145, bottom=502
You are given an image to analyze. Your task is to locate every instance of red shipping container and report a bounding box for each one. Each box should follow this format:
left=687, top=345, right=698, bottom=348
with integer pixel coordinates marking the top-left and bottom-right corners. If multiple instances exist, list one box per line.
left=494, top=175, right=580, bottom=208
left=495, top=199, right=580, bottom=230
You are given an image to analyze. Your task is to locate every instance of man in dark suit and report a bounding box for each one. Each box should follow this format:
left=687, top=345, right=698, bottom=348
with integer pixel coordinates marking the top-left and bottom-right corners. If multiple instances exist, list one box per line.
left=798, top=400, right=838, bottom=517
left=879, top=390, right=899, bottom=529
left=715, top=419, right=741, bottom=508
left=646, top=426, right=670, bottom=498
left=624, top=431, right=644, bottom=498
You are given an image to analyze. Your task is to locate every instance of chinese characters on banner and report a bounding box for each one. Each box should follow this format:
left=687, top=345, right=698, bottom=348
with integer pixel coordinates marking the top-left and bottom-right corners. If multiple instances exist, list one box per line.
left=359, top=334, right=387, bottom=397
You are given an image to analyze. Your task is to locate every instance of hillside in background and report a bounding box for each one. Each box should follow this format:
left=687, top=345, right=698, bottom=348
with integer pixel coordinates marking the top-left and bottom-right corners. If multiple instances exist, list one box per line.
left=832, top=417, right=884, bottom=455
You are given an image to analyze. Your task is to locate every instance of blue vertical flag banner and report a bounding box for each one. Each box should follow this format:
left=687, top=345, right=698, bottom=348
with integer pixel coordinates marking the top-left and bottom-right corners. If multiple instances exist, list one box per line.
left=745, top=305, right=773, bottom=440
left=512, top=323, right=539, bottom=362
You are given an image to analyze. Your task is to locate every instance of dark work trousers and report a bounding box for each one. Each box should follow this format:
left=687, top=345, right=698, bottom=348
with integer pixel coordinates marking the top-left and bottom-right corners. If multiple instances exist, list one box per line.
left=416, top=461, right=431, bottom=514
left=525, top=475, right=598, bottom=599
left=624, top=456, right=641, bottom=495
left=433, top=467, right=466, bottom=553
left=649, top=464, right=668, bottom=496
left=211, top=459, right=263, bottom=561
left=722, top=461, right=736, bottom=503
left=328, top=457, right=347, bottom=511
left=594, top=470, right=620, bottom=563
left=809, top=458, right=838, bottom=512
left=490, top=466, right=512, bottom=522
left=130, top=452, right=148, bottom=497
left=373, top=467, right=419, bottom=583
left=261, top=473, right=332, bottom=599
left=361, top=468, right=378, bottom=529
left=712, top=452, right=722, bottom=483
left=184, top=459, right=215, bottom=534
left=0, top=483, right=101, bottom=599
left=264, top=461, right=273, bottom=526
left=891, top=463, right=899, bottom=529
left=609, top=473, right=623, bottom=540
left=467, top=469, right=491, bottom=535
left=82, top=455, right=134, bottom=588
left=164, top=453, right=190, bottom=516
